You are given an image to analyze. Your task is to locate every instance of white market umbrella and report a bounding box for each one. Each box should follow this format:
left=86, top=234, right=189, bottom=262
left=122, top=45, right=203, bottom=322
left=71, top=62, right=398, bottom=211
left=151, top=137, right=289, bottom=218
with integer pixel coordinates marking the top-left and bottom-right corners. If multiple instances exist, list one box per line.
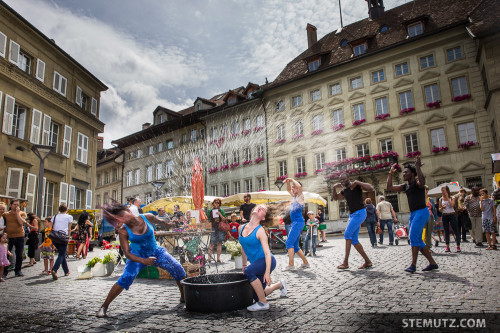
left=427, top=183, right=470, bottom=197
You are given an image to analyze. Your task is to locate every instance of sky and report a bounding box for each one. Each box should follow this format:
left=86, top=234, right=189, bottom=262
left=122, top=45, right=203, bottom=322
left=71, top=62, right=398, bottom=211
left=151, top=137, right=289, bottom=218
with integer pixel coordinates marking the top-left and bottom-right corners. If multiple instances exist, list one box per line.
left=5, top=0, right=410, bottom=148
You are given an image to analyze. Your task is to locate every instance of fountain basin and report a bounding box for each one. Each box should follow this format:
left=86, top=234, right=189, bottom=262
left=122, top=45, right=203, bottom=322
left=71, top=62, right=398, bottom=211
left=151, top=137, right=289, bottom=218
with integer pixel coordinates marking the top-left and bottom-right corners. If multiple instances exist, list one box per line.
left=181, top=273, right=253, bottom=313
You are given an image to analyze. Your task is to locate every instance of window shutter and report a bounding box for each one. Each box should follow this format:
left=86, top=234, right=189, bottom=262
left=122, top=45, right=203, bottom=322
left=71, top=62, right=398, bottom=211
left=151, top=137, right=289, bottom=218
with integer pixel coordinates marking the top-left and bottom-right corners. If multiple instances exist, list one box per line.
left=6, top=168, right=23, bottom=198
left=76, top=86, right=82, bottom=106
left=30, top=109, right=43, bottom=144
left=25, top=173, right=37, bottom=213
left=41, top=114, right=51, bottom=146
left=0, top=31, right=6, bottom=58
left=36, top=59, right=45, bottom=82
left=8, top=40, right=20, bottom=65
left=85, top=190, right=92, bottom=209
left=53, top=72, right=60, bottom=91
left=68, top=185, right=76, bottom=209
left=60, top=76, right=67, bottom=96
left=2, top=94, right=15, bottom=135
left=91, top=98, right=98, bottom=115
left=83, top=135, right=88, bottom=164
left=62, top=125, right=72, bottom=158
left=59, top=182, right=68, bottom=206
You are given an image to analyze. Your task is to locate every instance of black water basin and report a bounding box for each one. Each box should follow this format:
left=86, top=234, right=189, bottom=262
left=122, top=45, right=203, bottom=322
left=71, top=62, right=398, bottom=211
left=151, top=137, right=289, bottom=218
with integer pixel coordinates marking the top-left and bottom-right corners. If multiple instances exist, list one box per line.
left=181, top=273, right=253, bottom=313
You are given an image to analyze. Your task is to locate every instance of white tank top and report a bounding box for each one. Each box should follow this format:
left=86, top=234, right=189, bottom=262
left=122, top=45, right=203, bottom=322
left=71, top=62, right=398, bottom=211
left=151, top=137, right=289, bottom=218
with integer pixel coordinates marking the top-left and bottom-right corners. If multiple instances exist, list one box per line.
left=441, top=198, right=455, bottom=214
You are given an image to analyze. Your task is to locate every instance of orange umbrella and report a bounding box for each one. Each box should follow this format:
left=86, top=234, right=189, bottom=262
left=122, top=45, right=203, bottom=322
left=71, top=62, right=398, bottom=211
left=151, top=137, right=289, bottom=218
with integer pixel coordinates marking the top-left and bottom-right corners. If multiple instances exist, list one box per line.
left=191, top=157, right=207, bottom=222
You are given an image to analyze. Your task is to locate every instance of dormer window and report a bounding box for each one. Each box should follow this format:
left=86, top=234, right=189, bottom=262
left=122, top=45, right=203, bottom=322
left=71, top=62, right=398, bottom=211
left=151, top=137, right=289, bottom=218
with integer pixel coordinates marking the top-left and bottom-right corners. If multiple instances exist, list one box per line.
left=308, top=59, right=320, bottom=72
left=195, top=103, right=201, bottom=111
left=276, top=100, right=284, bottom=112
left=379, top=25, right=389, bottom=33
left=353, top=42, right=367, bottom=56
left=228, top=96, right=237, bottom=106
left=340, top=39, right=348, bottom=47
left=408, top=22, right=423, bottom=37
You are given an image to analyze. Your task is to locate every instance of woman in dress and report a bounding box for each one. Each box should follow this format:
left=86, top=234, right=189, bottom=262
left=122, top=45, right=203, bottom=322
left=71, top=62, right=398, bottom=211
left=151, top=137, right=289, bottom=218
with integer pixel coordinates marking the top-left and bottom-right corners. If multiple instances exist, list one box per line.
left=284, top=178, right=309, bottom=270
left=207, top=198, right=227, bottom=263
left=72, top=211, right=94, bottom=259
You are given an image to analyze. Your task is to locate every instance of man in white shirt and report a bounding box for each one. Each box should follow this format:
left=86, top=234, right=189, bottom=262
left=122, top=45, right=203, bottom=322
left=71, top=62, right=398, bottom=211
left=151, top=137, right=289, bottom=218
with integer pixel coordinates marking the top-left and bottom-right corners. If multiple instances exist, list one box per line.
left=129, top=198, right=141, bottom=216
left=50, top=205, right=74, bottom=280
left=376, top=196, right=398, bottom=245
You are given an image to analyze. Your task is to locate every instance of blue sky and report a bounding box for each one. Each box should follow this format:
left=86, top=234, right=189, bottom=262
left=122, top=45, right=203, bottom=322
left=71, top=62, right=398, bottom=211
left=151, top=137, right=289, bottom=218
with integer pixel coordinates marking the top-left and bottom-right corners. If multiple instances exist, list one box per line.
left=5, top=0, right=409, bottom=147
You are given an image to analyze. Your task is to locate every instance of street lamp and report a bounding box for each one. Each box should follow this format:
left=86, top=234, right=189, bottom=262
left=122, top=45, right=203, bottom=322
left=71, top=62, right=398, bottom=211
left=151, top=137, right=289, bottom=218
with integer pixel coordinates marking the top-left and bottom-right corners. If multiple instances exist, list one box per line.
left=274, top=179, right=284, bottom=191
left=31, top=144, right=55, bottom=217
left=151, top=181, right=165, bottom=201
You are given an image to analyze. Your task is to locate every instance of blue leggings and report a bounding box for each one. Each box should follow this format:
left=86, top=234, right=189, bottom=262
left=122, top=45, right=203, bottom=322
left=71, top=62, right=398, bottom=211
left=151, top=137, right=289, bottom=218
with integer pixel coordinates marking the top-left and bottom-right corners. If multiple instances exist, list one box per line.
left=117, top=247, right=186, bottom=290
left=244, top=256, right=276, bottom=301
left=344, top=208, right=367, bottom=246
left=409, top=208, right=430, bottom=250
left=285, top=222, right=304, bottom=253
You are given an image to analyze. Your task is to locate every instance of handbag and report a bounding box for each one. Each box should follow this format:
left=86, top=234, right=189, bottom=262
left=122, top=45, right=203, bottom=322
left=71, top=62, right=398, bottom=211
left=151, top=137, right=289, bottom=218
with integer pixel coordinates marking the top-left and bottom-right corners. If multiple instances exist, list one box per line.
left=218, top=221, right=230, bottom=232
left=49, top=215, right=69, bottom=245
left=376, top=226, right=382, bottom=235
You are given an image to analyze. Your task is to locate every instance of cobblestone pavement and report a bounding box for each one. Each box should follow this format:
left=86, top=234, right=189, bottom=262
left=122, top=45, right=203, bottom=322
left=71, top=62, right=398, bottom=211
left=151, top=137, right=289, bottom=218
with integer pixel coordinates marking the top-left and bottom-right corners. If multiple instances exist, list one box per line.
left=0, top=234, right=499, bottom=332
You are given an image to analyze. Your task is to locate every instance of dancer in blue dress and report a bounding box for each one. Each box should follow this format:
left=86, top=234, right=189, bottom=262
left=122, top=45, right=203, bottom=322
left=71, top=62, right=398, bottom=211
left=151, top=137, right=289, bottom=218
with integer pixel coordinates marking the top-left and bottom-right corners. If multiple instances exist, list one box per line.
left=284, top=178, right=309, bottom=270
left=97, top=201, right=186, bottom=317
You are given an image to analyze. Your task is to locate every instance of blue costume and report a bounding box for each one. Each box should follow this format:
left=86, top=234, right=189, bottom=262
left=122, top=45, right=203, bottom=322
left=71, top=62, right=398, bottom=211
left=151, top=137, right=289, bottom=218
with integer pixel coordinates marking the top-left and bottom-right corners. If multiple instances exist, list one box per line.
left=285, top=195, right=305, bottom=253
left=117, top=215, right=185, bottom=290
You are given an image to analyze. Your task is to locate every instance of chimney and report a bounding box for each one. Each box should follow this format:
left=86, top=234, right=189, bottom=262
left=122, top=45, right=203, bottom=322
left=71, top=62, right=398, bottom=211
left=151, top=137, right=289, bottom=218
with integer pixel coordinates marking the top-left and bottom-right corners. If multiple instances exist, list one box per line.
left=366, top=0, right=385, bottom=20
left=306, top=24, right=317, bottom=48
left=142, top=122, right=151, bottom=130
left=97, top=136, right=104, bottom=151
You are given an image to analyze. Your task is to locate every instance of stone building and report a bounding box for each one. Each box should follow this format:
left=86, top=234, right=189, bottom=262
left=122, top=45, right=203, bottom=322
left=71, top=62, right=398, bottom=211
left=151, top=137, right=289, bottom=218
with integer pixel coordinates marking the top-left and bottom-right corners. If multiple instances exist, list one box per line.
left=0, top=1, right=107, bottom=216
left=95, top=137, right=123, bottom=208
left=263, top=0, right=499, bottom=222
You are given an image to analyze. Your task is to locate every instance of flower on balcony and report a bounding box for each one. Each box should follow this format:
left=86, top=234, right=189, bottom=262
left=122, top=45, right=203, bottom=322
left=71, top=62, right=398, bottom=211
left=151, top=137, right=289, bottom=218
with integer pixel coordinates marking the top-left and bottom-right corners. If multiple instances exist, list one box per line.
left=452, top=94, right=471, bottom=102
left=375, top=113, right=390, bottom=120
left=458, top=141, right=478, bottom=149
left=292, top=134, right=304, bottom=140
left=220, top=165, right=229, bottom=171
left=258, top=189, right=266, bottom=192
left=276, top=175, right=288, bottom=181
left=353, top=119, right=366, bottom=126
left=295, top=172, right=307, bottom=178
left=405, top=151, right=421, bottom=158
left=393, top=164, right=402, bottom=172
left=399, top=107, right=415, bottom=115
left=426, top=100, right=441, bottom=108
left=241, top=129, right=251, bottom=135
left=254, top=157, right=265, bottom=163
left=242, top=160, right=253, bottom=165
left=314, top=168, right=325, bottom=175
left=332, top=124, right=345, bottom=131
left=253, top=126, right=264, bottom=132
left=275, top=139, right=286, bottom=144
left=371, top=151, right=399, bottom=161
left=311, top=129, right=323, bottom=136
left=431, top=146, right=448, bottom=153
left=209, top=167, right=218, bottom=174
left=230, top=133, right=239, bottom=138
left=230, top=163, right=240, bottom=169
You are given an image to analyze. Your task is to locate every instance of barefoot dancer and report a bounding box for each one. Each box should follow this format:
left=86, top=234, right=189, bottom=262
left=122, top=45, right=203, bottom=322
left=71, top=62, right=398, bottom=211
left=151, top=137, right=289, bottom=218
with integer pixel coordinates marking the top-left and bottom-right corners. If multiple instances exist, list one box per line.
left=386, top=157, right=438, bottom=272
left=331, top=172, right=373, bottom=269
left=97, top=201, right=186, bottom=317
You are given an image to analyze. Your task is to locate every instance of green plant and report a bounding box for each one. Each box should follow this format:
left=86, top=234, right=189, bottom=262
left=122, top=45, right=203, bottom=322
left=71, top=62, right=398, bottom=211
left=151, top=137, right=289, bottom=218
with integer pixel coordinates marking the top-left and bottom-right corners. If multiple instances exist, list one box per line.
left=102, top=250, right=120, bottom=264
left=223, top=240, right=242, bottom=257
left=86, top=257, right=102, bottom=268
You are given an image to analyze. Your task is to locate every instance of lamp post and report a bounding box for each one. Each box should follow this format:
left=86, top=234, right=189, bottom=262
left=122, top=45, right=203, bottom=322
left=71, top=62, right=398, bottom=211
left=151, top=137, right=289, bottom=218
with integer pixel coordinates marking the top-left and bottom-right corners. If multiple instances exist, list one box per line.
left=274, top=179, right=284, bottom=191
left=151, top=181, right=165, bottom=201
left=31, top=144, right=54, bottom=218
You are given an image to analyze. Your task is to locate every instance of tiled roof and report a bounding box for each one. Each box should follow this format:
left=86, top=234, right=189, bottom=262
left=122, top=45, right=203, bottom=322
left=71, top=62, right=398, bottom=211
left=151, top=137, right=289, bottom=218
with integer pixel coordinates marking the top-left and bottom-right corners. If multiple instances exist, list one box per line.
left=269, top=0, right=483, bottom=88
left=467, top=0, right=500, bottom=38
left=97, top=148, right=123, bottom=165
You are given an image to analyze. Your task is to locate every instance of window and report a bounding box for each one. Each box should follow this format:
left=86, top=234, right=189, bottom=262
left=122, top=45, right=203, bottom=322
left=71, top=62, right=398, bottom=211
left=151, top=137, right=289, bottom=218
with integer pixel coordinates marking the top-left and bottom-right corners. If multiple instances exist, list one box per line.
left=294, top=120, right=303, bottom=136
left=81, top=93, right=89, bottom=111
left=97, top=174, right=102, bottom=187
left=451, top=76, right=468, bottom=97
left=375, top=97, right=388, bottom=115
left=408, top=22, right=423, bottom=37
left=350, top=76, right=363, bottom=89
left=128, top=152, right=134, bottom=160
left=431, top=128, right=446, bottom=148
left=399, top=91, right=413, bottom=110
left=385, top=194, right=399, bottom=212
left=113, top=168, right=118, bottom=181
left=257, top=177, right=265, bottom=191
left=158, top=142, right=163, bottom=152
left=212, top=156, right=217, bottom=168
left=315, top=152, right=325, bottom=170
left=447, top=46, right=462, bottom=62
left=244, top=118, right=251, bottom=131
left=157, top=114, right=164, bottom=124
left=43, top=181, right=55, bottom=218
left=311, top=89, right=321, bottom=101
left=339, top=200, right=349, bottom=218
left=372, top=69, right=385, bottom=83
left=75, top=188, right=83, bottom=210
left=420, top=54, right=435, bottom=69
left=379, top=25, right=389, bottom=33
left=112, top=190, right=117, bottom=201
left=395, top=62, right=409, bottom=76
left=222, top=152, right=229, bottom=165
left=336, top=148, right=346, bottom=161
left=146, top=166, right=153, bottom=182
left=233, top=181, right=241, bottom=194
left=233, top=151, right=239, bottom=164
left=18, top=49, right=32, bottom=74
left=276, top=100, right=284, bottom=112
left=465, top=176, right=482, bottom=189
left=105, top=172, right=110, bottom=184
left=292, top=95, right=302, bottom=107
left=211, top=185, right=218, bottom=197
left=126, top=171, right=133, bottom=187
left=148, top=145, right=154, bottom=155
left=48, top=122, right=59, bottom=153
left=228, top=96, right=237, bottom=106
left=353, top=103, right=365, bottom=121
left=182, top=134, right=187, bottom=144
left=222, top=124, right=229, bottom=137
left=256, top=115, right=264, bottom=128
left=330, top=83, right=341, bottom=96
left=356, top=143, right=370, bottom=157
left=380, top=138, right=393, bottom=153
left=457, top=122, right=477, bottom=143
left=353, top=43, right=366, bottom=56
left=35, top=59, right=45, bottom=82
left=191, top=129, right=197, bottom=142
left=244, top=148, right=251, bottom=161
left=212, top=127, right=218, bottom=141
left=167, top=140, right=174, bottom=149
left=332, top=109, right=343, bottom=126
left=156, top=163, right=162, bottom=180
left=53, top=71, right=67, bottom=96
left=308, top=59, right=320, bottom=72
left=0, top=31, right=6, bottom=58
left=134, top=169, right=141, bottom=185
left=340, top=39, right=348, bottom=47
left=405, top=133, right=419, bottom=153
left=8, top=40, right=19, bottom=65
left=424, top=84, right=440, bottom=104
left=233, top=121, right=239, bottom=134
left=277, top=124, right=285, bottom=140
left=257, top=145, right=264, bottom=158
left=136, top=149, right=143, bottom=158
left=199, top=128, right=205, bottom=139
left=244, top=179, right=253, bottom=193
left=76, top=133, right=89, bottom=164
left=222, top=183, right=229, bottom=197
left=296, top=157, right=306, bottom=173
left=12, top=105, right=26, bottom=139
left=278, top=161, right=287, bottom=177
left=313, top=115, right=322, bottom=131
left=165, top=161, right=173, bottom=177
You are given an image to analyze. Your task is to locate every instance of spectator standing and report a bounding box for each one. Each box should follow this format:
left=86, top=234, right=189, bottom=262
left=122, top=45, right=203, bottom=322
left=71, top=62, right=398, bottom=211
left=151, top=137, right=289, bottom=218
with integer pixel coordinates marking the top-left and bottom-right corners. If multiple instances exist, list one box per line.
left=479, top=188, right=497, bottom=250
left=240, top=194, right=256, bottom=223
left=207, top=198, right=227, bottom=263
left=364, top=198, right=378, bottom=248
left=455, top=188, right=469, bottom=242
left=464, top=186, right=484, bottom=247
left=2, top=199, right=26, bottom=278
left=25, top=213, right=40, bottom=266
left=50, top=205, right=74, bottom=280
left=229, top=213, right=240, bottom=240
left=318, top=207, right=327, bottom=242
left=39, top=217, right=55, bottom=275
left=0, top=233, right=13, bottom=282
left=0, top=203, right=6, bottom=233
left=439, top=186, right=461, bottom=253
left=129, top=198, right=141, bottom=217
left=304, top=211, right=319, bottom=256
left=376, top=196, right=398, bottom=245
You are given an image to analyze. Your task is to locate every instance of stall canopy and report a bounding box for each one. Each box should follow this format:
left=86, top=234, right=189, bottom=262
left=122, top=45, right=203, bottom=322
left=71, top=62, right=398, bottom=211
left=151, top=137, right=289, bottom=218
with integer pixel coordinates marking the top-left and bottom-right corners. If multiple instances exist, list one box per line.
left=427, top=183, right=470, bottom=197
left=142, top=195, right=217, bottom=213
left=220, top=191, right=327, bottom=207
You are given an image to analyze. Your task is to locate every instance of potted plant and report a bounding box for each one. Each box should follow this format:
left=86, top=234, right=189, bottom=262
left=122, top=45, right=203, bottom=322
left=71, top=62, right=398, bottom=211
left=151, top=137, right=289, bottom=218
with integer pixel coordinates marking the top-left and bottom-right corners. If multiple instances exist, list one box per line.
left=102, top=250, right=119, bottom=276
left=223, top=241, right=243, bottom=269
left=77, top=265, right=92, bottom=279
left=88, top=256, right=105, bottom=277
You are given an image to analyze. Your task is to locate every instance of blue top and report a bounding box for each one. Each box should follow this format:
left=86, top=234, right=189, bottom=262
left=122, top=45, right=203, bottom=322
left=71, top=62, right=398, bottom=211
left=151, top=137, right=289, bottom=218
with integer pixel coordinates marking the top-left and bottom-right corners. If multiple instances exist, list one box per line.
left=123, top=215, right=157, bottom=258
left=364, top=204, right=377, bottom=223
left=239, top=224, right=265, bottom=262
left=290, top=195, right=305, bottom=225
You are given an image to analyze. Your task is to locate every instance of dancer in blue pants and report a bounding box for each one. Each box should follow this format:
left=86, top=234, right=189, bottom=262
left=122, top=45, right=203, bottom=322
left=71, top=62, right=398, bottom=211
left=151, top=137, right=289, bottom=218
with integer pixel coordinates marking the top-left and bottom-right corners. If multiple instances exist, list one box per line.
left=386, top=156, right=438, bottom=273
left=331, top=172, right=374, bottom=269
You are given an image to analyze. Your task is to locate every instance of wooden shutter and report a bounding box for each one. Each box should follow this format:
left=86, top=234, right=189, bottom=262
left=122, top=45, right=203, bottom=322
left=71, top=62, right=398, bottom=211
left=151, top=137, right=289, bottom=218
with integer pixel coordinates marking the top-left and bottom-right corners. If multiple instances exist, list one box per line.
left=41, top=114, right=51, bottom=146
left=91, top=98, right=98, bottom=115
left=6, top=168, right=23, bottom=198
left=25, top=173, right=37, bottom=213
left=68, top=185, right=76, bottom=209
left=0, top=31, right=6, bottom=58
left=30, top=109, right=43, bottom=144
left=76, top=86, right=82, bottom=106
left=8, top=40, right=20, bottom=65
left=2, top=94, right=15, bottom=135
left=82, top=135, right=88, bottom=164
left=59, top=182, right=68, bottom=206
left=85, top=190, right=92, bottom=209
left=62, top=125, right=72, bottom=157
left=36, top=59, right=45, bottom=82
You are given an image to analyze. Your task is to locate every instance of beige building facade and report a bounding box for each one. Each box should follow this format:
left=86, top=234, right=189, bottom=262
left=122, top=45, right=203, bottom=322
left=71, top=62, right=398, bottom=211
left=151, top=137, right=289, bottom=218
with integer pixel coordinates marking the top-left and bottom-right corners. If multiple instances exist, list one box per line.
left=95, top=141, right=124, bottom=208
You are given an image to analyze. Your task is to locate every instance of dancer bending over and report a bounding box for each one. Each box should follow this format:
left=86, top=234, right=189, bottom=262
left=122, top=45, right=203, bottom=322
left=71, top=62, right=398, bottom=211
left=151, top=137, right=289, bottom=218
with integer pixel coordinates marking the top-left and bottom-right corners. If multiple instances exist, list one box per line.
left=97, top=201, right=186, bottom=317
left=240, top=205, right=287, bottom=311
left=331, top=172, right=373, bottom=269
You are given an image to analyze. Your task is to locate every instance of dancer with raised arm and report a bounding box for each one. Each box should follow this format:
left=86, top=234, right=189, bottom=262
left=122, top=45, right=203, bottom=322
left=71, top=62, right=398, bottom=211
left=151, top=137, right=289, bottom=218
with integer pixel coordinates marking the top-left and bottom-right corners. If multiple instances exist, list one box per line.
left=386, top=157, right=438, bottom=273
left=331, top=172, right=373, bottom=269
left=97, top=201, right=186, bottom=317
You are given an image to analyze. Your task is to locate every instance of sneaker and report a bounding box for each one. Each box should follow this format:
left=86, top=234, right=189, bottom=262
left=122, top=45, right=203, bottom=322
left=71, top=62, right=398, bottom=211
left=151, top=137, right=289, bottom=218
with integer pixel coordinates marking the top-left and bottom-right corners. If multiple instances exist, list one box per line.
left=280, top=280, right=287, bottom=297
left=476, top=243, right=484, bottom=247
left=388, top=243, right=394, bottom=246
left=435, top=240, right=439, bottom=247
left=422, top=264, right=439, bottom=272
left=456, top=247, right=461, bottom=253
left=299, top=263, right=310, bottom=269
left=313, top=253, right=317, bottom=257
left=15, top=272, right=24, bottom=277
left=445, top=247, right=450, bottom=253
left=283, top=265, right=295, bottom=271
left=247, top=302, right=270, bottom=312
left=378, top=241, right=383, bottom=245
left=405, top=264, right=416, bottom=273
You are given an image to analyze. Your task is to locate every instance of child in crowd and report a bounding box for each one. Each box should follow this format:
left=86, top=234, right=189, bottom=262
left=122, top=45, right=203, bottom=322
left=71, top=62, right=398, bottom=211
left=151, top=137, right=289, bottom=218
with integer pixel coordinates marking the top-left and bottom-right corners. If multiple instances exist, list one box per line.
left=229, top=213, right=240, bottom=240
left=304, top=211, right=319, bottom=256
left=479, top=188, right=497, bottom=250
left=0, top=233, right=13, bottom=282
left=39, top=217, right=55, bottom=275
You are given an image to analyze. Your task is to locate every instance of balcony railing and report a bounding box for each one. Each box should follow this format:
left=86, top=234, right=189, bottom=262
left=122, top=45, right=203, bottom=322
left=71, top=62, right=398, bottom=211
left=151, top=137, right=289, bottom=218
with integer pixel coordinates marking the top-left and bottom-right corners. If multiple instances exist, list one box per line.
left=324, top=151, right=399, bottom=181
